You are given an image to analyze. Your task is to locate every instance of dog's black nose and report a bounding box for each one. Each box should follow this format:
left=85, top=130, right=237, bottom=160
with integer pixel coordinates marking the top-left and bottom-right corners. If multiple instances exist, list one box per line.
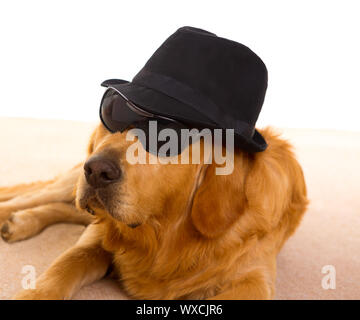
left=84, top=156, right=120, bottom=188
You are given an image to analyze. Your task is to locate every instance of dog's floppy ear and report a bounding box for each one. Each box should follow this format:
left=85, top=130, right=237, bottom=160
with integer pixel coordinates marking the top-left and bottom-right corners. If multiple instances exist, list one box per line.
left=191, top=161, right=247, bottom=238
left=191, top=129, right=308, bottom=239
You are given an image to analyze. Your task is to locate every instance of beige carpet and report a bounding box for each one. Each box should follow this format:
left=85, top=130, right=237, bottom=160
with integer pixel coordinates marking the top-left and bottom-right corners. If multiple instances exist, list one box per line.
left=0, top=118, right=359, bottom=300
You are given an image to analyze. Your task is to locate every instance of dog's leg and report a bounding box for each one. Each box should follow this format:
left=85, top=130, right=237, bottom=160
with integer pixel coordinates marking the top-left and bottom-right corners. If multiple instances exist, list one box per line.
left=0, top=180, right=55, bottom=202
left=12, top=224, right=111, bottom=300
left=0, top=163, right=83, bottom=224
left=207, top=269, right=274, bottom=300
left=1, top=202, right=93, bottom=243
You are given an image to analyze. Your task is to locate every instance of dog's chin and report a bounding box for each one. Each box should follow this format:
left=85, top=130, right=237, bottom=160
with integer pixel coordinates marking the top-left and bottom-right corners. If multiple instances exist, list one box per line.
left=104, top=204, right=143, bottom=229
left=78, top=188, right=142, bottom=229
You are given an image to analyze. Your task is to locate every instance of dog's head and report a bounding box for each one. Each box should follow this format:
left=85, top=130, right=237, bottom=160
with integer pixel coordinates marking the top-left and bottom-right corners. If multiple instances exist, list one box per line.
left=76, top=124, right=205, bottom=229
left=76, top=124, right=307, bottom=238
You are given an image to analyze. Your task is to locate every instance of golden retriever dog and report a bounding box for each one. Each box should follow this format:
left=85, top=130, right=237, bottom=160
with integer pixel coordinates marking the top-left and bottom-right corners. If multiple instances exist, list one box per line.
left=0, top=124, right=307, bottom=300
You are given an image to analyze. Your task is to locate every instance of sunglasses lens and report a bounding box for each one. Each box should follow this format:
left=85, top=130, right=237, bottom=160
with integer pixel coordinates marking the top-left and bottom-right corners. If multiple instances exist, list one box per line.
left=100, top=89, right=146, bottom=132
left=100, top=89, right=192, bottom=157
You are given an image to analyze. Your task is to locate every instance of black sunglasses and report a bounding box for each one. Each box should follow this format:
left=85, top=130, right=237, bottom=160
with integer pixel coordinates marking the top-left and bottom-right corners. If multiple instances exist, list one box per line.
left=99, top=87, right=196, bottom=157
left=100, top=87, right=185, bottom=133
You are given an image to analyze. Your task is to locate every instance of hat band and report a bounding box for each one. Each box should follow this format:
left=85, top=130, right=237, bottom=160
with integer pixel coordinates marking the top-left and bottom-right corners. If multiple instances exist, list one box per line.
left=132, top=69, right=255, bottom=139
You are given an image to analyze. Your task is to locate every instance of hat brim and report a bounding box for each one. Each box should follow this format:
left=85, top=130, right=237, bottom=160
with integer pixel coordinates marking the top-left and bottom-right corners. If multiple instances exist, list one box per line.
left=101, top=79, right=267, bottom=153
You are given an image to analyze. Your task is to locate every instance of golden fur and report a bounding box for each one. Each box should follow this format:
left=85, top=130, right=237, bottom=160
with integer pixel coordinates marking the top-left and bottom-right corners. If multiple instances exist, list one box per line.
left=0, top=124, right=308, bottom=299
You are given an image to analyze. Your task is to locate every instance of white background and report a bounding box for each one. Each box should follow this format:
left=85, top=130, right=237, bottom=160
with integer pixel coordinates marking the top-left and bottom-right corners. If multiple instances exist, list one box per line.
left=0, top=0, right=359, bottom=131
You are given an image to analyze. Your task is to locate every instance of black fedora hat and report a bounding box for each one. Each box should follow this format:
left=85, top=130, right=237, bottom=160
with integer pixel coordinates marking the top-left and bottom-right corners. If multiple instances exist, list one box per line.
left=101, top=26, right=268, bottom=152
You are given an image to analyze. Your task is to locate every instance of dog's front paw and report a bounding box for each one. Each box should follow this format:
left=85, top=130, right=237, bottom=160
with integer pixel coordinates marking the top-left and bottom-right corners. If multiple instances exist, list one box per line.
left=1, top=211, right=41, bottom=243
left=12, top=289, right=64, bottom=300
